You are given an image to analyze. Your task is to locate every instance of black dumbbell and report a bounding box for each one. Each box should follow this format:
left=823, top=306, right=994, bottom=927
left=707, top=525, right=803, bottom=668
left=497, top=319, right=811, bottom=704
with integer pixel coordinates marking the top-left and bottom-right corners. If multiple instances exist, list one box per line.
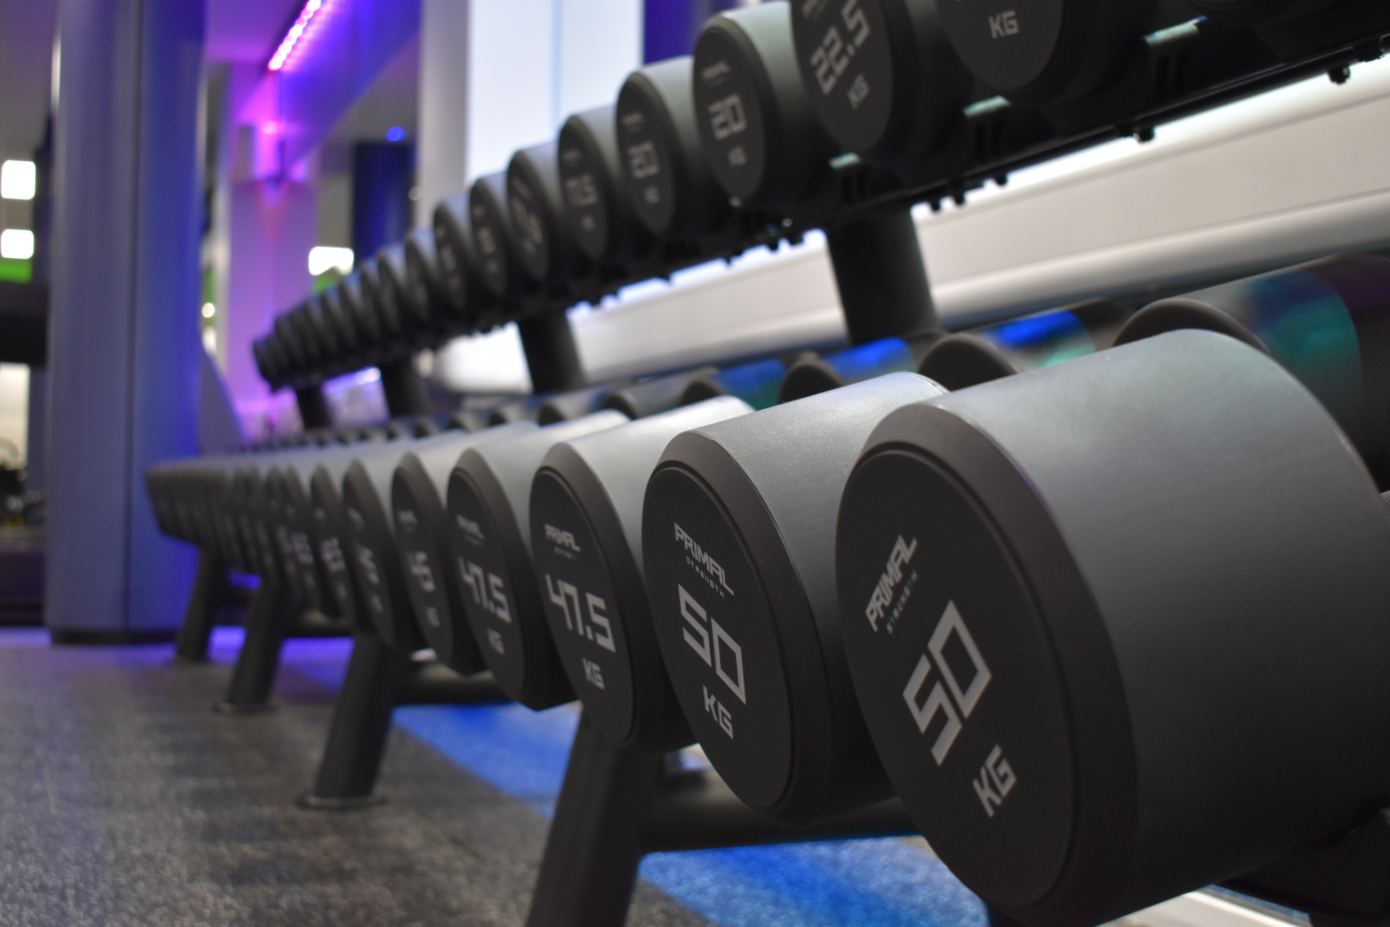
left=306, top=294, right=344, bottom=364
left=616, top=57, right=732, bottom=241
left=446, top=412, right=631, bottom=708
left=642, top=372, right=946, bottom=824
left=404, top=226, right=462, bottom=334
left=339, top=432, right=439, bottom=650
left=681, top=356, right=801, bottom=410
left=693, top=3, right=839, bottom=209
left=935, top=0, right=1155, bottom=106
left=1115, top=254, right=1390, bottom=481
left=307, top=442, right=386, bottom=631
left=790, top=0, right=972, bottom=165
left=601, top=367, right=719, bottom=419
left=530, top=396, right=754, bottom=752
left=320, top=285, right=363, bottom=362
left=274, top=313, right=309, bottom=376
left=433, top=194, right=499, bottom=330
left=779, top=335, right=934, bottom=402
left=508, top=143, right=591, bottom=289
left=365, top=246, right=410, bottom=338
left=835, top=330, right=1390, bottom=926
left=469, top=172, right=533, bottom=301
left=391, top=421, right=538, bottom=671
left=377, top=240, right=429, bottom=333
left=290, top=301, right=328, bottom=368
left=919, top=299, right=1133, bottom=390
left=558, top=106, right=654, bottom=266
left=340, top=270, right=384, bottom=347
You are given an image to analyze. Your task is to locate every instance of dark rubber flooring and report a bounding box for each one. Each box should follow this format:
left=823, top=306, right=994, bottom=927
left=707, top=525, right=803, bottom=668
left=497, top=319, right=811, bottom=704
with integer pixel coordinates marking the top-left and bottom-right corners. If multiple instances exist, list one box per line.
left=0, top=630, right=708, bottom=927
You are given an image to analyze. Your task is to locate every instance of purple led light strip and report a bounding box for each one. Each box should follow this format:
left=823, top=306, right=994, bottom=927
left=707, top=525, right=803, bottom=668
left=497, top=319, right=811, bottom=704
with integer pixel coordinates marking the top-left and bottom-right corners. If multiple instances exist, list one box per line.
left=267, top=0, right=326, bottom=72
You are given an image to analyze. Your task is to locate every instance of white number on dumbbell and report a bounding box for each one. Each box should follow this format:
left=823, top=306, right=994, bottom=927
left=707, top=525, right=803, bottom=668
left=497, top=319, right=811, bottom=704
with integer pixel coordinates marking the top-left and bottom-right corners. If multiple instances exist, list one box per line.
left=546, top=575, right=615, bottom=652
left=459, top=557, right=510, bottom=622
left=679, top=585, right=746, bottom=705
left=901, top=601, right=991, bottom=764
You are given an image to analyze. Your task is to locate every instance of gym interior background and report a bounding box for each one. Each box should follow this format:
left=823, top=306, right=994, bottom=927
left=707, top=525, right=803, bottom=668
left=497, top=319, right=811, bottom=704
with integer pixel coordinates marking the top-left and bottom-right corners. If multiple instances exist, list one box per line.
left=2, top=0, right=1389, bottom=925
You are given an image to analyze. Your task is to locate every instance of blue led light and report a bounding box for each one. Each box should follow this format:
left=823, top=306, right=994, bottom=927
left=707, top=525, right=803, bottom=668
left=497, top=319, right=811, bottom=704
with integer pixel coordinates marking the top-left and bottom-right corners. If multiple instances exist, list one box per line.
left=386, top=126, right=406, bottom=142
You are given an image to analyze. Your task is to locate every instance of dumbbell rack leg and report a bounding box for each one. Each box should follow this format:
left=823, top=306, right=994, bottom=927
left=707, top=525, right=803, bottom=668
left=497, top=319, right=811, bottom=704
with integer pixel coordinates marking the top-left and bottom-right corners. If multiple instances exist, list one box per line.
left=174, top=551, right=225, bottom=663
left=300, top=635, right=507, bottom=809
left=526, top=713, right=919, bottom=927
left=216, top=581, right=295, bottom=713
left=300, top=632, right=409, bottom=808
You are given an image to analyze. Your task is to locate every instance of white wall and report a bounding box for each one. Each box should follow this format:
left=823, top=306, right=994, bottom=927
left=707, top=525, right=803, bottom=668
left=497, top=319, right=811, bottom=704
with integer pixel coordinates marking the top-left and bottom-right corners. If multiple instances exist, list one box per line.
left=417, top=0, right=644, bottom=214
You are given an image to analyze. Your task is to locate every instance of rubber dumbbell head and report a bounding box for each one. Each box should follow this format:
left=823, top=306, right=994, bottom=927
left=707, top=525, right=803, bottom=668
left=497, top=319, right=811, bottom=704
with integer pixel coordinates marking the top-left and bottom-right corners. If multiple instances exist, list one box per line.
left=643, top=372, right=947, bottom=824
left=920, top=299, right=1133, bottom=390
left=779, top=335, right=934, bottom=402
left=531, top=397, right=753, bottom=751
left=404, top=226, right=458, bottom=332
left=340, top=271, right=383, bottom=346
left=935, top=0, right=1155, bottom=105
left=790, top=0, right=972, bottom=164
left=433, top=194, right=498, bottom=328
left=693, top=2, right=839, bottom=208
left=508, top=143, right=591, bottom=288
left=558, top=106, right=654, bottom=265
left=378, top=241, right=427, bottom=332
left=836, top=330, right=1390, bottom=926
left=469, top=172, right=532, bottom=301
left=308, top=446, right=377, bottom=632
left=1115, top=254, right=1390, bottom=482
left=340, top=434, right=435, bottom=650
left=601, top=367, right=719, bottom=420
left=446, top=412, right=630, bottom=709
left=320, top=285, right=362, bottom=357
left=391, top=422, right=538, bottom=672
left=681, top=357, right=794, bottom=410
left=615, top=57, right=731, bottom=239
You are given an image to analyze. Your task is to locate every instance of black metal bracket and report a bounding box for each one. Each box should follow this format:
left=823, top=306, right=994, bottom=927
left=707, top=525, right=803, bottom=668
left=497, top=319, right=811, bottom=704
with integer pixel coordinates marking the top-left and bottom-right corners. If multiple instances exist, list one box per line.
left=301, top=632, right=506, bottom=808
left=524, top=712, right=916, bottom=927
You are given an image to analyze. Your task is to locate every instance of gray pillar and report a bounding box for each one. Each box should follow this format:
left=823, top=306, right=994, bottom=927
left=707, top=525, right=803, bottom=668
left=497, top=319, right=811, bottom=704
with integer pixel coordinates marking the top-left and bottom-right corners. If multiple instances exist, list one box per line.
left=47, top=0, right=205, bottom=642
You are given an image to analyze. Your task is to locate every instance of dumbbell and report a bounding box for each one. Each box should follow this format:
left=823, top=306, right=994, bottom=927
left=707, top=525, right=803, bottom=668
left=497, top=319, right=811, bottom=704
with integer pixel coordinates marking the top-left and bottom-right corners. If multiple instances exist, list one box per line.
left=935, top=0, right=1155, bottom=106
left=339, top=431, right=447, bottom=650
left=1114, top=254, right=1390, bottom=481
left=508, top=143, right=591, bottom=289
left=681, top=356, right=802, bottom=410
left=642, top=372, right=947, bottom=824
left=557, top=106, right=654, bottom=266
left=320, top=285, right=364, bottom=364
left=389, top=422, right=539, bottom=671
left=834, top=330, right=1390, bottom=926
left=444, top=411, right=631, bottom=707
left=305, top=295, right=343, bottom=365
left=433, top=194, right=500, bottom=330
left=289, top=301, right=327, bottom=368
left=265, top=448, right=363, bottom=618
left=273, top=313, right=309, bottom=377
left=377, top=240, right=428, bottom=334
left=615, top=57, right=732, bottom=242
left=692, top=3, right=839, bottom=210
left=340, top=270, right=384, bottom=348
left=306, top=441, right=389, bottom=631
left=779, top=335, right=934, bottom=402
left=404, top=226, right=463, bottom=335
left=600, top=367, right=719, bottom=419
left=789, top=0, right=972, bottom=165
left=469, top=172, right=533, bottom=301
left=530, top=396, right=753, bottom=751
left=365, top=245, right=411, bottom=338
left=919, top=299, right=1133, bottom=389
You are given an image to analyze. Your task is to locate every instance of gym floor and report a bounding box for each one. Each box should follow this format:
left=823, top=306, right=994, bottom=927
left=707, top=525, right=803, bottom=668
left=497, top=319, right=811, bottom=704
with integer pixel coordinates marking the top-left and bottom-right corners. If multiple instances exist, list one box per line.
left=0, top=628, right=1285, bottom=927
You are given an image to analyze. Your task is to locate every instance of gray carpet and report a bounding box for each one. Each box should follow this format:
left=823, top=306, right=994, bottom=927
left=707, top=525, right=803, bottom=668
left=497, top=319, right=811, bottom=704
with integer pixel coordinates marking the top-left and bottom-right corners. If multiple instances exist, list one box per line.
left=0, top=633, right=709, bottom=927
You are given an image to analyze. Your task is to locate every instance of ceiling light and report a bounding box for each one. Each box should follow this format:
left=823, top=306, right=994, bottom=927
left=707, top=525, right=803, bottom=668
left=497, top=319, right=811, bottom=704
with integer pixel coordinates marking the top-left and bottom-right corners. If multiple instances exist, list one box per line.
left=1, top=230, right=34, bottom=260
left=267, top=0, right=325, bottom=72
left=1, top=161, right=36, bottom=200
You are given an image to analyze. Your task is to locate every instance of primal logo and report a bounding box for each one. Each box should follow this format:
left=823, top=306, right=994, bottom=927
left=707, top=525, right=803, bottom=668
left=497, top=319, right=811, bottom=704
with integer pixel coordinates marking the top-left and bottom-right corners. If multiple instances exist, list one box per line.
left=456, top=513, right=485, bottom=544
left=675, top=523, right=734, bottom=596
left=544, top=524, right=582, bottom=553
left=865, top=536, right=918, bottom=631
